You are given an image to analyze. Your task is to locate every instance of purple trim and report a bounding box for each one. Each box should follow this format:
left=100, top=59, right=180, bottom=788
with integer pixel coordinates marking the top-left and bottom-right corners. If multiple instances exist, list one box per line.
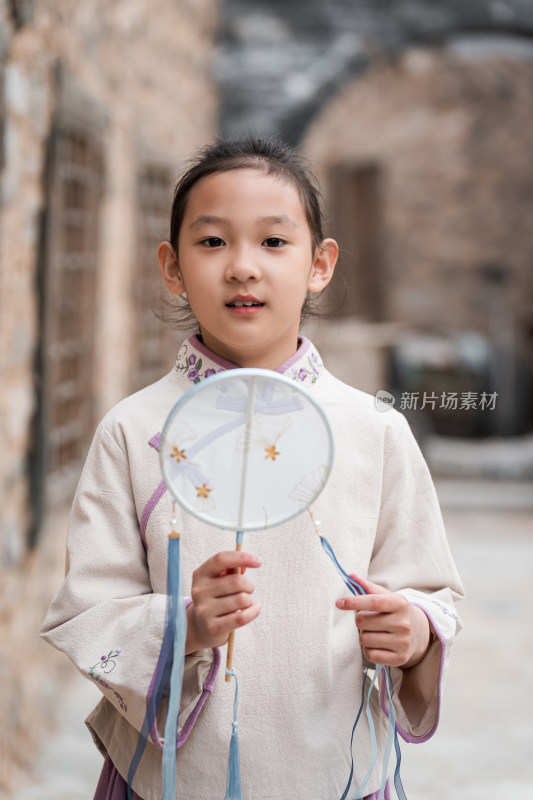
left=147, top=599, right=221, bottom=749
left=379, top=603, right=445, bottom=744
left=190, top=334, right=239, bottom=371
left=149, top=432, right=161, bottom=450
left=139, top=480, right=166, bottom=549
left=139, top=432, right=164, bottom=549
left=183, top=334, right=320, bottom=382
left=276, top=336, right=310, bottom=374
left=177, top=644, right=221, bottom=747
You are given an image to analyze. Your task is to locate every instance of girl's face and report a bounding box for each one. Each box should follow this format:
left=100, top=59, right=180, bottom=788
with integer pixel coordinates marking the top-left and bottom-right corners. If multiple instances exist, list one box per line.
left=159, top=168, right=337, bottom=369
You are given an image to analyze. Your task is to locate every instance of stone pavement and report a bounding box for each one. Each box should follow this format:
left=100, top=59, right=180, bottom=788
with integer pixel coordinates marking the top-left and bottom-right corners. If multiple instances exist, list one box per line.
left=10, top=676, right=102, bottom=800
left=400, top=505, right=533, bottom=800
left=11, top=499, right=533, bottom=799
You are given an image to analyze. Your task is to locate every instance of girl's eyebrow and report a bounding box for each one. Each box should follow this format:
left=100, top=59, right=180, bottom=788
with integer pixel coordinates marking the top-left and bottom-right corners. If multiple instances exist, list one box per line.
left=189, top=215, right=230, bottom=230
left=189, top=214, right=298, bottom=230
left=260, top=214, right=297, bottom=228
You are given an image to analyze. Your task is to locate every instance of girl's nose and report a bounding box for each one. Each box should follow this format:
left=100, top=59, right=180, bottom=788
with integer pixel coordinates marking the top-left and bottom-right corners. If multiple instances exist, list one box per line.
left=224, top=245, right=262, bottom=282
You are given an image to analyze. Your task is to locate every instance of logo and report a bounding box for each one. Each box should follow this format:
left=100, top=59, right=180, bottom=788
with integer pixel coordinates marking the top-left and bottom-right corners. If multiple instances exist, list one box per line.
left=375, top=389, right=396, bottom=413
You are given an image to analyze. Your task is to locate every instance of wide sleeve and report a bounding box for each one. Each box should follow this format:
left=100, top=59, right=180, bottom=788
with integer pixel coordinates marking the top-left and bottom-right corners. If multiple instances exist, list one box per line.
left=40, top=420, right=220, bottom=747
left=368, top=411, right=464, bottom=742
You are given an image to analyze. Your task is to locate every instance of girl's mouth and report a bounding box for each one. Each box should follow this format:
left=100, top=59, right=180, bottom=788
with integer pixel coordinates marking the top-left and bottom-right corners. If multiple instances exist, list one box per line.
left=226, top=301, right=263, bottom=308
left=226, top=300, right=265, bottom=314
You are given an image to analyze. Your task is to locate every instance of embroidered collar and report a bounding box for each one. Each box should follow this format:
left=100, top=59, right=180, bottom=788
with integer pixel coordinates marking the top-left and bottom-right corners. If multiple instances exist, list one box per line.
left=174, top=335, right=324, bottom=386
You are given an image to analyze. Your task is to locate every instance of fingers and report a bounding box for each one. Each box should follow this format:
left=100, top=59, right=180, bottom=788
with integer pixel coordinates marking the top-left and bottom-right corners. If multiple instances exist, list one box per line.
left=336, top=592, right=405, bottom=613
left=360, top=647, right=408, bottom=668
left=358, top=622, right=412, bottom=667
left=191, top=566, right=257, bottom=608
left=187, top=550, right=263, bottom=651
left=218, top=566, right=247, bottom=577
left=213, top=601, right=262, bottom=634
left=336, top=577, right=417, bottom=667
left=210, top=571, right=256, bottom=598
left=337, top=589, right=411, bottom=634
left=186, top=598, right=262, bottom=653
left=199, top=550, right=262, bottom=579
left=201, top=588, right=256, bottom=618
left=357, top=619, right=412, bottom=668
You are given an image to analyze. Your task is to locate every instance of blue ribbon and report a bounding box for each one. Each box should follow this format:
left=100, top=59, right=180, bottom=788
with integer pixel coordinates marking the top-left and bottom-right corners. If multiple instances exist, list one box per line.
left=318, top=534, right=407, bottom=800
left=126, top=536, right=186, bottom=800
left=162, top=536, right=186, bottom=800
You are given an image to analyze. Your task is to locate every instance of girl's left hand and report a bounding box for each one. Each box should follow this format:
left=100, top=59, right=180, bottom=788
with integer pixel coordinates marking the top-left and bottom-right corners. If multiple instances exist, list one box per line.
left=336, top=576, right=431, bottom=669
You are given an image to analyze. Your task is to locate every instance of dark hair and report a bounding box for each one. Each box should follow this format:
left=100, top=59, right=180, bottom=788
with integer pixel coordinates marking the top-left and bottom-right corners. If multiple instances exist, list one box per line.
left=155, top=136, right=341, bottom=328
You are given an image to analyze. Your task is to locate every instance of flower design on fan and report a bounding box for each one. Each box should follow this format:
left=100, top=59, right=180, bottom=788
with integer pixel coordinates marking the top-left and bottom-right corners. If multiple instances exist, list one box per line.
left=192, top=483, right=216, bottom=513
left=238, top=414, right=291, bottom=458
left=289, top=465, right=331, bottom=504
left=265, top=445, right=280, bottom=461
left=166, top=422, right=196, bottom=465
left=171, top=447, right=187, bottom=462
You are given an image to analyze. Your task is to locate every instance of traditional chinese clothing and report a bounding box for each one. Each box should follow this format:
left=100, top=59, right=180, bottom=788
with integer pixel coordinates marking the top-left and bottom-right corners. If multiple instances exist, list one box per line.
left=41, top=335, right=463, bottom=800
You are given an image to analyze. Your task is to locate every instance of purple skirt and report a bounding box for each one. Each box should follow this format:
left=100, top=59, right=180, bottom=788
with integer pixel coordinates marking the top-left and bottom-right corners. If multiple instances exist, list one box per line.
left=94, top=755, right=391, bottom=800
left=94, top=756, right=143, bottom=800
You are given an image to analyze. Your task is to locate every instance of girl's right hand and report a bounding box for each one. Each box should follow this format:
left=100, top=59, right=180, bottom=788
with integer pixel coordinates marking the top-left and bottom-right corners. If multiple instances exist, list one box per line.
left=185, top=551, right=263, bottom=653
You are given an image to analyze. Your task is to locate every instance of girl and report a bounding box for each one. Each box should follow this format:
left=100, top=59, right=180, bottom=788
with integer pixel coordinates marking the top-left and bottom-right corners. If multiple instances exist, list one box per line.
left=41, top=137, right=463, bottom=800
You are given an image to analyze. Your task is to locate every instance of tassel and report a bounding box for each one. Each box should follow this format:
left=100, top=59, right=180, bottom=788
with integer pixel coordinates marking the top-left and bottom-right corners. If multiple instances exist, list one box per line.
left=162, top=532, right=187, bottom=800
left=224, top=668, right=242, bottom=800
left=127, top=511, right=186, bottom=800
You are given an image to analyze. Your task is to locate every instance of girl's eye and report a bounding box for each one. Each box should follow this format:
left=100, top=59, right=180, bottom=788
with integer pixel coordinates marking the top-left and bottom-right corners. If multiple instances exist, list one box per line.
left=201, top=237, right=225, bottom=248
left=262, top=237, right=285, bottom=248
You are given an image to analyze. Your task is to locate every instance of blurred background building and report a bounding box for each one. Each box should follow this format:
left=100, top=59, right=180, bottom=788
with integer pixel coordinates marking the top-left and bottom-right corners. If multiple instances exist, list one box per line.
left=0, top=0, right=217, bottom=792
left=0, top=0, right=532, bottom=796
left=217, top=0, right=533, bottom=441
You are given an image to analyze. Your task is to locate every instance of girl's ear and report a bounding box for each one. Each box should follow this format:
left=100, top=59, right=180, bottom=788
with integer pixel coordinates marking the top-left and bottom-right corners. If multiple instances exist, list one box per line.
left=308, top=238, right=339, bottom=293
left=158, top=241, right=186, bottom=295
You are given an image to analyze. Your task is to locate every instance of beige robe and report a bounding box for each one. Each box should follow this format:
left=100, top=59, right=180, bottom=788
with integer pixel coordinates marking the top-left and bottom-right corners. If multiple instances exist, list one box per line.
left=41, top=336, right=464, bottom=800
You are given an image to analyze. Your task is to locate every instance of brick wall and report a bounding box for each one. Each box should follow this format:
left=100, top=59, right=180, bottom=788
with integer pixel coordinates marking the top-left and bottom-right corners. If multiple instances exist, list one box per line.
left=303, top=44, right=533, bottom=336
left=300, top=43, right=533, bottom=431
left=0, top=1, right=217, bottom=792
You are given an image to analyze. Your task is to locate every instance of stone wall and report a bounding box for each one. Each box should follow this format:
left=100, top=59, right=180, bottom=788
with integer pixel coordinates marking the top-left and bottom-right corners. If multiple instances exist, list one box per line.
left=0, top=1, right=217, bottom=793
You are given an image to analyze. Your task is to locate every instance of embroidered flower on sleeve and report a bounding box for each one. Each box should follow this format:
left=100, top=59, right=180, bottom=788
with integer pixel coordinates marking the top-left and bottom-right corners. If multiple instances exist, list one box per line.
left=88, top=648, right=128, bottom=712
left=96, top=678, right=128, bottom=713
left=89, top=648, right=122, bottom=676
